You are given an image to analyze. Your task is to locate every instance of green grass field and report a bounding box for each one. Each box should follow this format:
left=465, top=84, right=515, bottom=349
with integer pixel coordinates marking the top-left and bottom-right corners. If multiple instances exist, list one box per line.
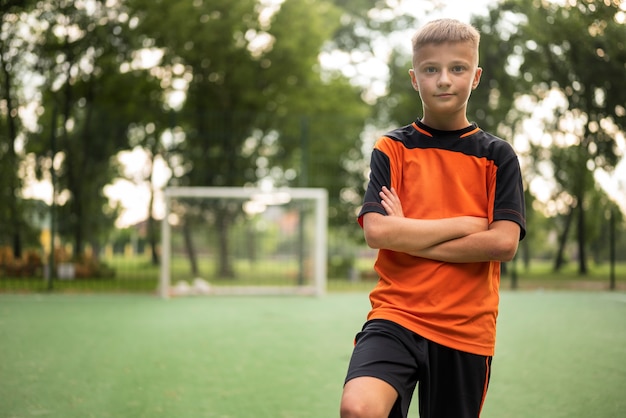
left=1, top=291, right=625, bottom=418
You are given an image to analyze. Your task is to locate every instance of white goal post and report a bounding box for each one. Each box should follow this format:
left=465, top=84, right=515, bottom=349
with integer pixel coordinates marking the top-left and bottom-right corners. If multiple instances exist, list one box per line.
left=159, top=187, right=328, bottom=298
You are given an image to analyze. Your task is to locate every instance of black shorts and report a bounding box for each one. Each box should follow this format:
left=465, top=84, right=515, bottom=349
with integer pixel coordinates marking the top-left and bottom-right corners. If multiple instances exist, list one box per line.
left=344, top=319, right=492, bottom=418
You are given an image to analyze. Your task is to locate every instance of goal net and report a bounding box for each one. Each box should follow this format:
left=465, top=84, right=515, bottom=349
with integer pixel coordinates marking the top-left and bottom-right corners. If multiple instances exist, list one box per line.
left=159, top=187, right=328, bottom=298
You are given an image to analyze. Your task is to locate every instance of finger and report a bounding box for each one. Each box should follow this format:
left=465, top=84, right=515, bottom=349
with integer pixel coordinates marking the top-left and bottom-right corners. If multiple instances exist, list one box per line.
left=382, top=187, right=397, bottom=202
left=381, top=201, right=396, bottom=215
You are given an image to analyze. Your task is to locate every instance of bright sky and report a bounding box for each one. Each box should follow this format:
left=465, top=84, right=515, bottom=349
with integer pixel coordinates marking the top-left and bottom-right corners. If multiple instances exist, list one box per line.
left=22, top=0, right=626, bottom=226
left=408, top=0, right=496, bottom=21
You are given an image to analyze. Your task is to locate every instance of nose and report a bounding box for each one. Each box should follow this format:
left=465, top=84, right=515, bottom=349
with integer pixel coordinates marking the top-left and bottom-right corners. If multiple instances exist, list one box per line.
left=437, top=69, right=451, bottom=87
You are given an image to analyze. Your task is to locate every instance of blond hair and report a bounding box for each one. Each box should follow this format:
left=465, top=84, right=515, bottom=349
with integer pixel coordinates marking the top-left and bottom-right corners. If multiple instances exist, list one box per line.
left=411, top=19, right=480, bottom=64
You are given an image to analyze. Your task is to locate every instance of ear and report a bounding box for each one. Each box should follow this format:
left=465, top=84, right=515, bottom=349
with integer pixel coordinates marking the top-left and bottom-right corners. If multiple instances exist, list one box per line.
left=408, top=69, right=419, bottom=92
left=472, top=67, right=483, bottom=90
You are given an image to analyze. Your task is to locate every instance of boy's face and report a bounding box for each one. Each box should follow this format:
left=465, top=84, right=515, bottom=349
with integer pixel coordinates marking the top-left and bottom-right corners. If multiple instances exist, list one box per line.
left=409, top=41, right=482, bottom=125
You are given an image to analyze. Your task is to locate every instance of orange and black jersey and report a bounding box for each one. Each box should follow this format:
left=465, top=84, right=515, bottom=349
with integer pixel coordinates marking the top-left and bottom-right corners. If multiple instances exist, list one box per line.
left=358, top=119, right=526, bottom=356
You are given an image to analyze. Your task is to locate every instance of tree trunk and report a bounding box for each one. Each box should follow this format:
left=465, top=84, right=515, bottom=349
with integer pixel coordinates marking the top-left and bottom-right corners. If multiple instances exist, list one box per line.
left=60, top=38, right=75, bottom=256
left=1, top=50, right=22, bottom=258
left=148, top=214, right=159, bottom=266
left=147, top=152, right=159, bottom=266
left=183, top=219, right=198, bottom=276
left=554, top=205, right=575, bottom=271
left=522, top=234, right=531, bottom=271
left=575, top=190, right=588, bottom=275
left=217, top=213, right=235, bottom=279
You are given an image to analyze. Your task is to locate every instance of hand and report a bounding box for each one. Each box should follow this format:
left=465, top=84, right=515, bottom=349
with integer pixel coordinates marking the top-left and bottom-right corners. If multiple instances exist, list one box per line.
left=379, top=186, right=404, bottom=217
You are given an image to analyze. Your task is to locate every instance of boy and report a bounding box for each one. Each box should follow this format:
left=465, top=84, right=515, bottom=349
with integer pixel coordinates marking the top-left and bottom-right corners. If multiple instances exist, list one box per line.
left=339, top=18, right=526, bottom=418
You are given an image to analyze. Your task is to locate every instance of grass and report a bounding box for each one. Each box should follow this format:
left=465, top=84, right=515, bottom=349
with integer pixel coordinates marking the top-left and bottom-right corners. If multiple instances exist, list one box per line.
left=482, top=291, right=626, bottom=418
left=1, top=291, right=625, bottom=417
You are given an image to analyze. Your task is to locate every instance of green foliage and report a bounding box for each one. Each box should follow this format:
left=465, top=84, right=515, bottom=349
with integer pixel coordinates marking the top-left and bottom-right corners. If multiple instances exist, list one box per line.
left=22, top=1, right=155, bottom=255
left=474, top=0, right=626, bottom=273
left=375, top=49, right=421, bottom=126
left=0, top=0, right=40, bottom=257
left=470, top=8, right=533, bottom=135
left=2, top=0, right=625, bottom=274
left=502, top=1, right=626, bottom=274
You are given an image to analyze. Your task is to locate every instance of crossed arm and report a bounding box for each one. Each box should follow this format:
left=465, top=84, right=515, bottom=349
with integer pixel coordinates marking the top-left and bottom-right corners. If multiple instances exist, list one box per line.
left=362, top=187, right=521, bottom=263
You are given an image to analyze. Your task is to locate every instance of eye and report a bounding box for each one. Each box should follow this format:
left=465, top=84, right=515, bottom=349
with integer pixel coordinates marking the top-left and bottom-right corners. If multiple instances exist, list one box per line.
left=424, top=66, right=438, bottom=73
left=451, top=65, right=466, bottom=73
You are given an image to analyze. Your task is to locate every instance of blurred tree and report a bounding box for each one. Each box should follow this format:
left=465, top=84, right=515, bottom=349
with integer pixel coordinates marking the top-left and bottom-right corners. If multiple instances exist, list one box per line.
left=587, top=189, right=623, bottom=264
left=502, top=0, right=625, bottom=274
left=0, top=0, right=39, bottom=257
left=374, top=48, right=420, bottom=128
left=471, top=8, right=538, bottom=277
left=125, top=0, right=372, bottom=277
left=27, top=0, right=157, bottom=259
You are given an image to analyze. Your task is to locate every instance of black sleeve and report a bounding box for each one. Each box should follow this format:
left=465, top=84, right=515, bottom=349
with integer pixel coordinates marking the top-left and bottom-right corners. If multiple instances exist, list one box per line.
left=494, top=146, right=527, bottom=240
left=357, top=148, right=391, bottom=226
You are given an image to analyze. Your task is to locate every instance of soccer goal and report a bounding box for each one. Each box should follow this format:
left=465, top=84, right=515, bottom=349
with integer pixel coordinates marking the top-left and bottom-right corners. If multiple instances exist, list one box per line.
left=159, top=187, right=328, bottom=298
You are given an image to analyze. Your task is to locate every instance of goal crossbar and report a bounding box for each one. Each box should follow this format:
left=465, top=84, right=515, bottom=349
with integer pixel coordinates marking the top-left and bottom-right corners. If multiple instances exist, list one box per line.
left=159, top=187, right=328, bottom=298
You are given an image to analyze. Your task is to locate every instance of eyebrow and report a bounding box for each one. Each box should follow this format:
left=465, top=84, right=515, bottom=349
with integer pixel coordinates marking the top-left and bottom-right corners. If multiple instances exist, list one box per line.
left=417, top=59, right=472, bottom=67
